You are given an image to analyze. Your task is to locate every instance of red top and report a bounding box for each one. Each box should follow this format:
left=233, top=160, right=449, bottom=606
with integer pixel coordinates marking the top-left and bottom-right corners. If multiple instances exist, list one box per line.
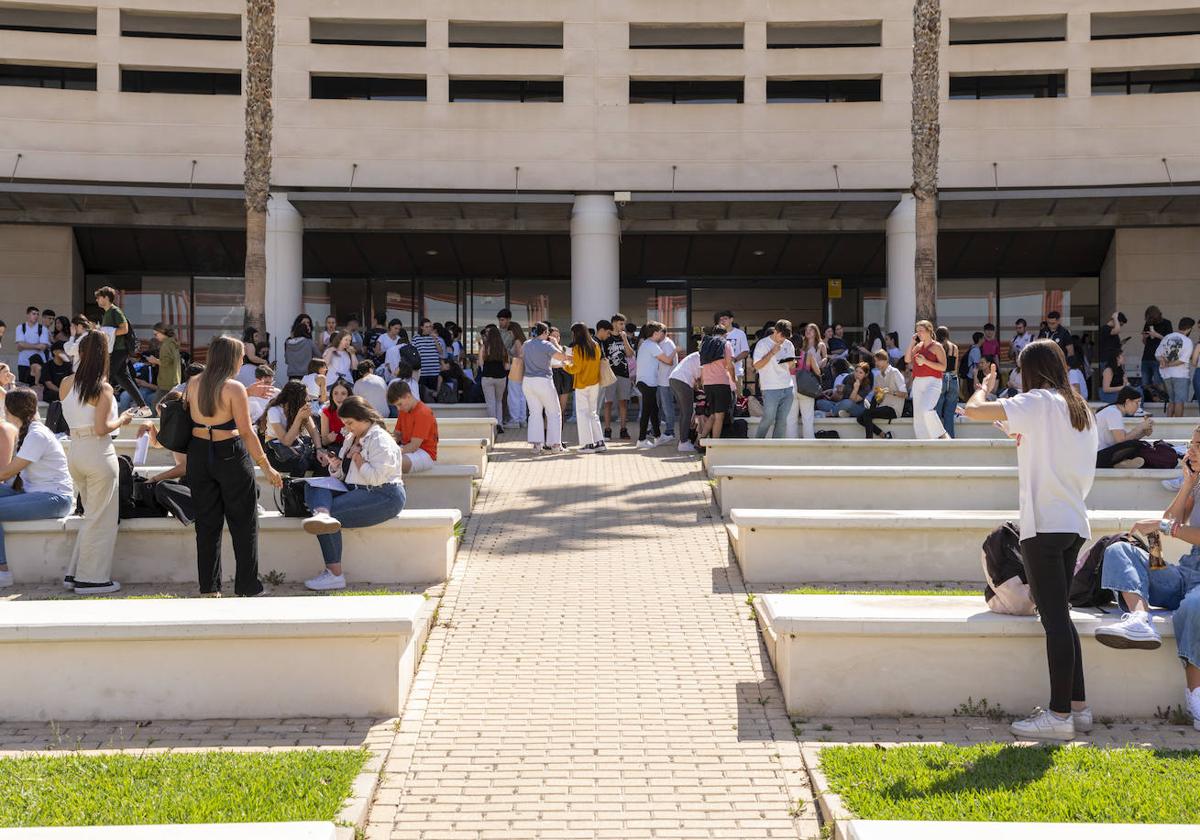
left=912, top=343, right=943, bottom=378
left=397, top=401, right=439, bottom=460
left=322, top=404, right=345, bottom=445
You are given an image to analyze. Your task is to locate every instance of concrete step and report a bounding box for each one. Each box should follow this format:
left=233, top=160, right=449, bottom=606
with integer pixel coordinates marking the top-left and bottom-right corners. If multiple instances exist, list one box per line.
left=742, top=414, right=1198, bottom=440
left=0, top=595, right=430, bottom=720
left=116, top=416, right=498, bottom=446
left=0, top=824, right=338, bottom=840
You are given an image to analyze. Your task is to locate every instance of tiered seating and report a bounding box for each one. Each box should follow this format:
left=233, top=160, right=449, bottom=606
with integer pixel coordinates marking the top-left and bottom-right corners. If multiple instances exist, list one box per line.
left=743, top=414, right=1197, bottom=440
left=114, top=416, right=499, bottom=446
left=0, top=595, right=429, bottom=720
left=757, top=594, right=1182, bottom=717
left=4, top=509, right=460, bottom=586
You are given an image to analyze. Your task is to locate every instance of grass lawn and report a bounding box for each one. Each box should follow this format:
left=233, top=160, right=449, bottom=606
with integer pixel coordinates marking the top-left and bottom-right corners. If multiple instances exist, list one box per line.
left=0, top=749, right=368, bottom=827
left=785, top=586, right=979, bottom=597
left=821, top=744, right=1200, bottom=824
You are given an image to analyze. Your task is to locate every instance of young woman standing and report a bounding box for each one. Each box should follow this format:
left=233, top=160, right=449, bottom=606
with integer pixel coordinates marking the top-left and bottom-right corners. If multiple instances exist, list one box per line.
left=788, top=323, right=824, bottom=439
left=478, top=325, right=510, bottom=433
left=506, top=322, right=528, bottom=428
left=60, top=332, right=136, bottom=594
left=905, top=320, right=950, bottom=440
left=564, top=322, right=605, bottom=452
left=187, top=335, right=283, bottom=597
left=935, top=325, right=960, bottom=438
left=522, top=322, right=570, bottom=454
left=964, top=341, right=1097, bottom=740
left=322, top=330, right=357, bottom=386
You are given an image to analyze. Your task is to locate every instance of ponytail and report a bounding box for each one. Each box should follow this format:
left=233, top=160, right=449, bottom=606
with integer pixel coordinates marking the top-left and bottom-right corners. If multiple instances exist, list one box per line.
left=5, top=389, right=39, bottom=493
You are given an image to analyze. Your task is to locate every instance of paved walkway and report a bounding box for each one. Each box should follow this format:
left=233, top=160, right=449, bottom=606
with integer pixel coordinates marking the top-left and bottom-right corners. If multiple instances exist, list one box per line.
left=372, top=440, right=817, bottom=839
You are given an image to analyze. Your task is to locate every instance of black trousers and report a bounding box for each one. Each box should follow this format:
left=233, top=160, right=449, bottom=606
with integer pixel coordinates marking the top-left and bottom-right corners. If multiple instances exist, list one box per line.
left=187, top=436, right=261, bottom=596
left=858, top=406, right=897, bottom=438
left=1096, top=439, right=1145, bottom=469
left=109, top=349, right=148, bottom=408
left=636, top=381, right=661, bottom=440
left=1021, top=532, right=1087, bottom=714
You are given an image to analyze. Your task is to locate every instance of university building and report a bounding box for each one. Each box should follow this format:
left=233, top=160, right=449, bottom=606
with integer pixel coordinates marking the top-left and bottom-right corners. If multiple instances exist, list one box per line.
left=0, top=0, right=1197, bottom=364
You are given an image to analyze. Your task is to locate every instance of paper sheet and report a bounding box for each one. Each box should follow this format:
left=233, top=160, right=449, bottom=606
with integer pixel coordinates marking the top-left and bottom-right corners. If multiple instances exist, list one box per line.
left=289, top=476, right=348, bottom=492
left=132, top=433, right=151, bottom=466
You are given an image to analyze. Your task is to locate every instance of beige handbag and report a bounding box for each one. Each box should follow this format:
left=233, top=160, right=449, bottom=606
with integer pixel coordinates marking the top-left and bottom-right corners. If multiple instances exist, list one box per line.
left=599, top=359, right=617, bottom=388
left=508, top=355, right=524, bottom=382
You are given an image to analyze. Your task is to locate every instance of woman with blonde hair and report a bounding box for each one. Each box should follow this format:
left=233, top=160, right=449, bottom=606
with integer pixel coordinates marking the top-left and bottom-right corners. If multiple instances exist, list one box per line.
left=787, top=322, right=824, bottom=438
left=905, top=319, right=950, bottom=440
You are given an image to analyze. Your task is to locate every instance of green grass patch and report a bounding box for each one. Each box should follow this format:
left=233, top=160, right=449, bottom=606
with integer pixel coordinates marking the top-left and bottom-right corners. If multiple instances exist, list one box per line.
left=332, top=588, right=414, bottom=597
left=821, top=744, right=1200, bottom=824
left=0, top=749, right=368, bottom=827
left=785, top=586, right=978, bottom=597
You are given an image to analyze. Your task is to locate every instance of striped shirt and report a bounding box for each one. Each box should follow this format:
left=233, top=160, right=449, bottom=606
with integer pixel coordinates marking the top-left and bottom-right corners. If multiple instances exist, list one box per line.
left=411, top=335, right=442, bottom=373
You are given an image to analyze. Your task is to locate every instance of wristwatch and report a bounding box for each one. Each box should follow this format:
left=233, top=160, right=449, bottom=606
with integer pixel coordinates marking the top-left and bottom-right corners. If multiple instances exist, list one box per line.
left=1159, top=518, right=1176, bottom=536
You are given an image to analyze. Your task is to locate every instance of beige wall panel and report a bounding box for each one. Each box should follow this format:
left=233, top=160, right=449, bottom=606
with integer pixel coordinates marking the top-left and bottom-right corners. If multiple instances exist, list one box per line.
left=1112, top=228, right=1200, bottom=324
left=0, top=226, right=78, bottom=351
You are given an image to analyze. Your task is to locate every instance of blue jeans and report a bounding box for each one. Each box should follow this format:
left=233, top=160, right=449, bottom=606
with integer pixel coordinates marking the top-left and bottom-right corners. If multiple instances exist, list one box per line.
left=936, top=373, right=959, bottom=438
left=1141, top=359, right=1162, bottom=397
left=303, top=482, right=406, bottom=567
left=0, top=484, right=74, bottom=567
left=815, top=398, right=863, bottom=418
left=1101, top=541, right=1200, bottom=669
left=1193, top=368, right=1200, bottom=413
left=657, top=384, right=675, bottom=435
left=757, top=388, right=794, bottom=439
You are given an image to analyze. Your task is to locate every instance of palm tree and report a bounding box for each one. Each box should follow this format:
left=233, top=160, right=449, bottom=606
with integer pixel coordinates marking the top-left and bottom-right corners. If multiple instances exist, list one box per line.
left=242, top=0, right=274, bottom=335
left=911, top=0, right=941, bottom=321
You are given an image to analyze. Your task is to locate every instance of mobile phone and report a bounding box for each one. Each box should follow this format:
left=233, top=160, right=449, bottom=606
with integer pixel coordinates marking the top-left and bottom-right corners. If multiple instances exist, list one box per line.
left=775, top=356, right=796, bottom=364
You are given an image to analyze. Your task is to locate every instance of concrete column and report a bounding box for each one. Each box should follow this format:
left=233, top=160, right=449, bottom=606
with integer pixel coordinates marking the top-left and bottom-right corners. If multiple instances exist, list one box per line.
left=886, top=194, right=917, bottom=338
left=265, top=194, right=304, bottom=382
left=570, top=194, right=620, bottom=326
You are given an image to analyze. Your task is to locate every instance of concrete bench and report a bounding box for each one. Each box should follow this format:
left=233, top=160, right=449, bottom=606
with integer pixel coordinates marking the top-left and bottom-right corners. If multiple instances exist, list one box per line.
left=713, top=465, right=1175, bottom=516
left=0, top=595, right=429, bottom=720
left=757, top=594, right=1183, bottom=717
left=0, top=825, right=338, bottom=840
left=703, top=437, right=1187, bottom=473
left=430, top=402, right=488, bottom=418
left=137, top=464, right=479, bottom=514
left=744, top=415, right=1199, bottom=441
left=846, top=822, right=1200, bottom=840
left=728, top=509, right=1189, bottom=584
left=116, top=416, right=498, bottom=447
left=2, top=510, right=460, bottom=586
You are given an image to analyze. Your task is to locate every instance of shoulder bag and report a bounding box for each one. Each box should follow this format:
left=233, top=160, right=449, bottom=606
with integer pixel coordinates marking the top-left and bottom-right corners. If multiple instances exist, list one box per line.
left=157, top=386, right=195, bottom=453
left=599, top=358, right=617, bottom=388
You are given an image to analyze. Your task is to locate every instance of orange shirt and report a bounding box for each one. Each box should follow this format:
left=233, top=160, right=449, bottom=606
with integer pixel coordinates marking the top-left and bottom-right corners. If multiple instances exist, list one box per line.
left=396, top=401, right=438, bottom=460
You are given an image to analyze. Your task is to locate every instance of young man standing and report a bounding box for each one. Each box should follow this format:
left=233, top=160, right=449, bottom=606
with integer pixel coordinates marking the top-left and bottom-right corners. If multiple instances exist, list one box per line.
left=389, top=380, right=438, bottom=473
left=715, top=310, right=750, bottom=386
left=1156, top=318, right=1195, bottom=418
left=598, top=315, right=634, bottom=440
left=1011, top=318, right=1032, bottom=357
left=753, top=320, right=796, bottom=439
left=94, top=286, right=149, bottom=410
left=1038, top=311, right=1075, bottom=360
left=497, top=309, right=515, bottom=355
left=410, top=318, right=443, bottom=396
left=15, top=305, right=49, bottom=386
left=1141, top=305, right=1172, bottom=403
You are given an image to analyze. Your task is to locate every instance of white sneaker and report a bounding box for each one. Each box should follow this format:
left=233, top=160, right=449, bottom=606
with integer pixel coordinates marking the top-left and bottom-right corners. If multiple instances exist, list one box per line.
left=1188, top=688, right=1200, bottom=732
left=677, top=441, right=697, bottom=453
left=1163, top=476, right=1185, bottom=492
left=304, top=569, right=346, bottom=591
left=1095, top=611, right=1162, bottom=650
left=1010, top=707, right=1075, bottom=741
left=71, top=580, right=121, bottom=596
left=636, top=439, right=655, bottom=450
left=546, top=444, right=566, bottom=455
left=302, top=512, right=342, bottom=535
left=0, top=570, right=12, bottom=588
left=838, top=410, right=851, bottom=418
left=1073, top=707, right=1093, bottom=734
left=657, top=433, right=675, bottom=446
left=530, top=443, right=544, bottom=455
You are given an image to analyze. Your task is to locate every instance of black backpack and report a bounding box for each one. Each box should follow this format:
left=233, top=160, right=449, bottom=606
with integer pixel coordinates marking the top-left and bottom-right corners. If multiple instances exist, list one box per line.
left=1070, top=534, right=1128, bottom=608
left=699, top=336, right=727, bottom=366
left=399, top=343, right=423, bottom=372
left=117, top=455, right=166, bottom=520
left=982, top=522, right=1025, bottom=599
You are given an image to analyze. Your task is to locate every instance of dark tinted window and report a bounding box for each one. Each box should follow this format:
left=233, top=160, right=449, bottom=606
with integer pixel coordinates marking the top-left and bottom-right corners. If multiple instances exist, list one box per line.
left=629, top=79, right=743, bottom=103
left=121, top=69, right=241, bottom=95
left=121, top=11, right=240, bottom=41
left=311, top=76, right=426, bottom=100
left=949, top=73, right=1065, bottom=99
left=767, top=78, right=881, bottom=102
left=0, top=63, right=96, bottom=90
left=0, top=6, right=95, bottom=35
left=1093, top=69, right=1200, bottom=95
left=448, top=79, right=563, bottom=102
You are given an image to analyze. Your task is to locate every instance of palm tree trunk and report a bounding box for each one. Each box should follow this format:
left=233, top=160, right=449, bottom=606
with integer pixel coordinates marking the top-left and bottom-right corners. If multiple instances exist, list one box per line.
left=911, top=0, right=941, bottom=322
left=242, top=0, right=275, bottom=336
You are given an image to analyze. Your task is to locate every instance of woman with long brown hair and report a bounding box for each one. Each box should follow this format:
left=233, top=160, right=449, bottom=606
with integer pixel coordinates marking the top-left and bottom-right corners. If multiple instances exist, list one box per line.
left=506, top=321, right=528, bottom=428
left=59, top=331, right=137, bottom=594
left=478, top=325, right=510, bottom=433
left=905, top=319, right=949, bottom=440
left=257, top=380, right=319, bottom=477
left=564, top=322, right=605, bottom=452
left=322, top=329, right=356, bottom=385
left=964, top=340, right=1097, bottom=741
left=187, top=334, right=282, bottom=597
left=935, top=325, right=960, bottom=438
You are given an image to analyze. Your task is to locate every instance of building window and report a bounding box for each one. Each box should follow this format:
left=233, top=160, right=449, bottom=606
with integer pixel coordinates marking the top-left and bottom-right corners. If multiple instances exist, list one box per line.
left=1092, top=10, right=1200, bottom=40
left=120, top=11, right=240, bottom=41
left=766, top=22, right=881, bottom=48
left=629, top=79, right=744, bottom=104
left=949, top=73, right=1066, bottom=99
left=0, top=5, right=95, bottom=35
left=0, top=63, right=96, bottom=90
left=448, top=79, right=563, bottom=102
left=767, top=78, right=881, bottom=102
left=121, top=69, right=241, bottom=96
left=629, top=23, right=743, bottom=49
left=448, top=21, right=563, bottom=48
left=311, top=75, right=426, bottom=101
left=948, top=16, right=1067, bottom=45
left=1092, top=68, right=1200, bottom=95
left=310, top=19, right=425, bottom=47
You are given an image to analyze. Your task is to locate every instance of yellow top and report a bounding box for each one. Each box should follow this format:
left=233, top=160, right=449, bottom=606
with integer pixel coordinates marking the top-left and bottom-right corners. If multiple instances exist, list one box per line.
left=565, top=347, right=601, bottom=388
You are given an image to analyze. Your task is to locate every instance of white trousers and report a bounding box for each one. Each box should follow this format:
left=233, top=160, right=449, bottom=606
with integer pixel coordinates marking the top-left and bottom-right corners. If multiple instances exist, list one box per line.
left=912, top=375, right=947, bottom=439
left=524, top=377, right=562, bottom=446
left=574, top=384, right=604, bottom=447
left=66, top=435, right=119, bottom=585
left=785, top=392, right=815, bottom=439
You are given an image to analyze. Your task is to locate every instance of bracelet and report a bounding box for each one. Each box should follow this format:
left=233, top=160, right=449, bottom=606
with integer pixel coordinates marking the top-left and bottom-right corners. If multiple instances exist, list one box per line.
left=1159, top=518, right=1175, bottom=536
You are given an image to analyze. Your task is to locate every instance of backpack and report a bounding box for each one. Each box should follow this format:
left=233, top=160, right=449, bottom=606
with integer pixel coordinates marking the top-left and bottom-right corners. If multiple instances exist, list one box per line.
left=117, top=455, right=166, bottom=520
left=1070, top=533, right=1128, bottom=608
left=981, top=521, right=1036, bottom=615
left=721, top=418, right=749, bottom=439
left=1140, top=440, right=1181, bottom=470
left=815, top=429, right=841, bottom=439
left=45, top=401, right=69, bottom=436
left=436, top=381, right=459, bottom=404
left=957, top=347, right=972, bottom=381
left=699, top=336, right=727, bottom=366
left=399, top=343, right=422, bottom=372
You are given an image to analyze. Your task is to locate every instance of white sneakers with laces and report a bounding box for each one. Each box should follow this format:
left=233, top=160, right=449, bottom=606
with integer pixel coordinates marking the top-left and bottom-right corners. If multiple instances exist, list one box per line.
left=305, top=569, right=346, bottom=591
left=1010, top=707, right=1076, bottom=741
left=1094, top=611, right=1162, bottom=650
left=302, top=511, right=342, bottom=535
left=636, top=438, right=656, bottom=450
left=677, top=441, right=697, bottom=453
left=656, top=433, right=675, bottom=446
left=1188, top=688, right=1200, bottom=732
left=1073, top=707, right=1093, bottom=734
left=0, top=569, right=12, bottom=588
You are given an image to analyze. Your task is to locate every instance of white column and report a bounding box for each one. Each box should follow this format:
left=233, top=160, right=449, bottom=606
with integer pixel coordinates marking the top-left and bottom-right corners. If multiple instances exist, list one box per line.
left=570, top=194, right=620, bottom=326
left=886, top=194, right=917, bottom=338
left=265, top=194, right=304, bottom=382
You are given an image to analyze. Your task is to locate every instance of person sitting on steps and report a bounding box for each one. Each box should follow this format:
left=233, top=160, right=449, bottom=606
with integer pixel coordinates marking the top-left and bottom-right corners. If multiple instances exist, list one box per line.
left=1095, top=386, right=1154, bottom=469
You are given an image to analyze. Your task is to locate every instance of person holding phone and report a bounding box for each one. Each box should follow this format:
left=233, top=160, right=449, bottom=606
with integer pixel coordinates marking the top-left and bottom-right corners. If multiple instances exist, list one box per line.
left=753, top=321, right=796, bottom=439
left=904, top=320, right=950, bottom=440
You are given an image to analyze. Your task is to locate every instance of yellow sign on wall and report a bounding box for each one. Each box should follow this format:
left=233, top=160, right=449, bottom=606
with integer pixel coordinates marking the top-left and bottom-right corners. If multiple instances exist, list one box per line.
left=827, top=278, right=843, bottom=299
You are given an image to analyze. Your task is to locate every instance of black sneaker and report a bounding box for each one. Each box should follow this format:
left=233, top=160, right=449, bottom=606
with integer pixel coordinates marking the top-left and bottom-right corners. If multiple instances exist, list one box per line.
left=619, top=428, right=631, bottom=440
left=62, top=575, right=75, bottom=590
left=604, top=427, right=612, bottom=440
left=72, top=580, right=121, bottom=596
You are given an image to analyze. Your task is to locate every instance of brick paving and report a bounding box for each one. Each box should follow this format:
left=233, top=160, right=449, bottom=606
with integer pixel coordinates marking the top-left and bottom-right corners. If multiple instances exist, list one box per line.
left=373, top=439, right=817, bottom=839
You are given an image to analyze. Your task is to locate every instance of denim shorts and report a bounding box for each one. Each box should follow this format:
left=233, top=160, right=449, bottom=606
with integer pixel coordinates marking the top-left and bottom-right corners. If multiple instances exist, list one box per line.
left=1164, top=377, right=1190, bottom=403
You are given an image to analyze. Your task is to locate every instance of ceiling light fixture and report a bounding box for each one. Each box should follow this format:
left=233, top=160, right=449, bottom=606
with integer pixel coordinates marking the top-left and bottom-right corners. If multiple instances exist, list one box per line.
left=753, top=249, right=765, bottom=256
left=425, top=249, right=439, bottom=256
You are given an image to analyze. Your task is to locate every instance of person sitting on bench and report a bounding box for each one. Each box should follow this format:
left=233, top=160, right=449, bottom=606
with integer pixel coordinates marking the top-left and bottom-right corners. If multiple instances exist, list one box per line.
left=1095, top=386, right=1155, bottom=469
left=388, top=380, right=438, bottom=474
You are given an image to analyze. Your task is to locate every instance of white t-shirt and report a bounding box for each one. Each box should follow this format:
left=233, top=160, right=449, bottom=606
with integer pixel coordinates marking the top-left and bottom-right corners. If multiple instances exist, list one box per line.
left=16, top=422, right=73, bottom=497
left=1095, top=404, right=1128, bottom=451
left=726, top=328, right=750, bottom=376
left=1011, top=332, right=1032, bottom=356
left=248, top=395, right=269, bottom=424
left=16, top=323, right=48, bottom=367
left=353, top=374, right=390, bottom=417
left=301, top=373, right=323, bottom=401
left=670, top=352, right=703, bottom=387
left=1000, top=389, right=1098, bottom=541
left=754, top=338, right=796, bottom=391
left=266, top=405, right=288, bottom=435
left=635, top=339, right=662, bottom=387
left=326, top=350, right=353, bottom=382
left=658, top=336, right=677, bottom=383
left=387, top=376, right=423, bottom=404
left=377, top=333, right=400, bottom=355
left=1156, top=332, right=1194, bottom=379
left=1068, top=368, right=1088, bottom=399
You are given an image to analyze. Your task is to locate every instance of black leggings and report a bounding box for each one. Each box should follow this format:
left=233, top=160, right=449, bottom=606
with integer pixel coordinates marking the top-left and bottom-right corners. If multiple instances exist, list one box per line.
left=1096, top=440, right=1144, bottom=469
left=858, top=406, right=897, bottom=439
left=109, top=349, right=148, bottom=408
left=1021, top=532, right=1087, bottom=714
left=187, top=436, right=262, bottom=596
left=636, top=381, right=661, bottom=440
